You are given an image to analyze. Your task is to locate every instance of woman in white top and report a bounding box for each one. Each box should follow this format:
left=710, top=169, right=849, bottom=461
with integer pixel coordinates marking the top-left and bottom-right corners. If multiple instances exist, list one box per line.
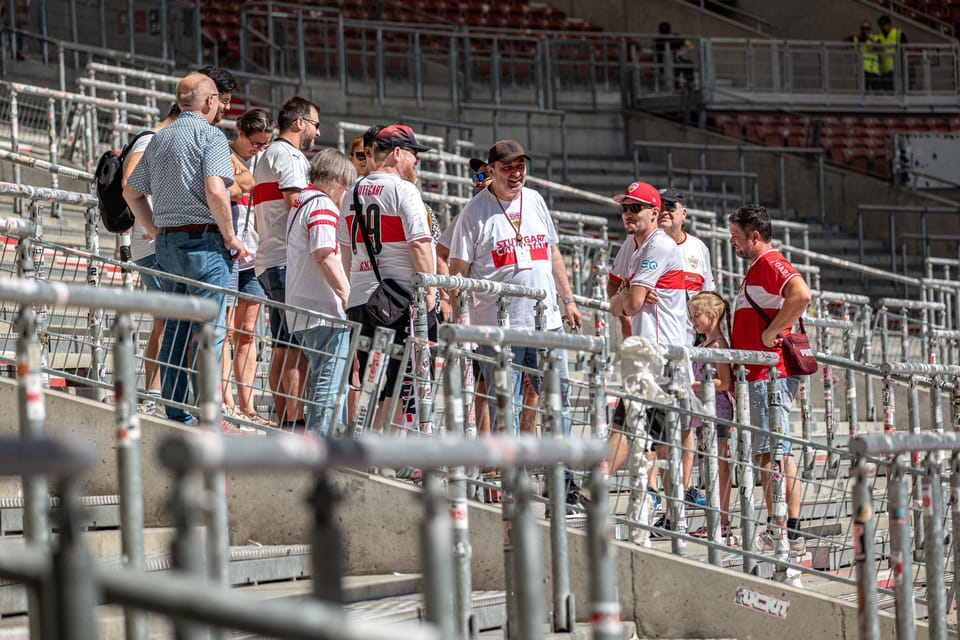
left=223, top=108, right=274, bottom=425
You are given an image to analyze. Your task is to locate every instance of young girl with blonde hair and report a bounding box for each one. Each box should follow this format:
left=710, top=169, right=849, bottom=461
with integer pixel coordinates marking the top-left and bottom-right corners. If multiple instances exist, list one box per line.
left=688, top=291, right=738, bottom=544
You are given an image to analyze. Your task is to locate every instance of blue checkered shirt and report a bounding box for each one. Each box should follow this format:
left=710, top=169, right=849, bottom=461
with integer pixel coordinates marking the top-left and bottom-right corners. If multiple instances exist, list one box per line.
left=127, top=111, right=234, bottom=228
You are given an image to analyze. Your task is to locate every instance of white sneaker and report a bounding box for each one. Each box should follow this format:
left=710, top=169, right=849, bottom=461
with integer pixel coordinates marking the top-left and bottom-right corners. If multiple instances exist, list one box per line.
left=789, top=536, right=806, bottom=556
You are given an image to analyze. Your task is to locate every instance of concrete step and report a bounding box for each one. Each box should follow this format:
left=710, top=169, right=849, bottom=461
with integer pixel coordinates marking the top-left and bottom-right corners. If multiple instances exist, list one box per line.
left=0, top=493, right=121, bottom=535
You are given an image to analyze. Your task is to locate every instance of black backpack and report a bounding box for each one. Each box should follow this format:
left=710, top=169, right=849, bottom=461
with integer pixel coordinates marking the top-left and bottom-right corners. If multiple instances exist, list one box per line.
left=94, top=130, right=156, bottom=233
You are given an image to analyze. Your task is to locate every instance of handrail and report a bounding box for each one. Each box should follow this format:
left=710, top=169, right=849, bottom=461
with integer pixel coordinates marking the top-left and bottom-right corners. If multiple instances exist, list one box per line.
left=0, top=181, right=98, bottom=207
left=411, top=273, right=547, bottom=300
left=0, top=149, right=93, bottom=181
left=1, top=27, right=175, bottom=69
left=160, top=432, right=607, bottom=474
left=439, top=324, right=605, bottom=353
left=2, top=81, right=158, bottom=117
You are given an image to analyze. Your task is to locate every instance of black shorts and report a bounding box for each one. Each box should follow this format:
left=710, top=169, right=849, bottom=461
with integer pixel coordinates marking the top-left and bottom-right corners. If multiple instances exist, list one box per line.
left=613, top=400, right=667, bottom=446
left=348, top=306, right=437, bottom=405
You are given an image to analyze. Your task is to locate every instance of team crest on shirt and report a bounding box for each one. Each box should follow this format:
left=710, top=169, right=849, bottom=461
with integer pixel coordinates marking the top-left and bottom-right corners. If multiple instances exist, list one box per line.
left=688, top=256, right=700, bottom=270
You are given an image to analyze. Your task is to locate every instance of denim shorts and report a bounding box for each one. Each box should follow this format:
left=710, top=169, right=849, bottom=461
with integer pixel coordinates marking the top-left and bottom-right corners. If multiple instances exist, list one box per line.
left=258, top=266, right=297, bottom=347
left=748, top=376, right=801, bottom=455
left=237, top=268, right=264, bottom=298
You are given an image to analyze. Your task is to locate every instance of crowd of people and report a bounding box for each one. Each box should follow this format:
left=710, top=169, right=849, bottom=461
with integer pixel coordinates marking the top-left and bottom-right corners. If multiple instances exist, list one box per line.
left=118, top=65, right=813, bottom=551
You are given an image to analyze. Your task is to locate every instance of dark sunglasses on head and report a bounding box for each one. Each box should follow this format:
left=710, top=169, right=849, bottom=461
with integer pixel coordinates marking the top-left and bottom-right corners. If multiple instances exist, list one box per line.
left=620, top=203, right=645, bottom=214
left=353, top=151, right=366, bottom=161
left=472, top=172, right=487, bottom=183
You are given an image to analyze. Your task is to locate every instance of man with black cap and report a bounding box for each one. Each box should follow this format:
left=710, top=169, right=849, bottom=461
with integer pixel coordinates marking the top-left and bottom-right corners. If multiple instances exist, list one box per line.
left=658, top=187, right=715, bottom=509
left=338, top=124, right=436, bottom=436
left=447, top=139, right=583, bottom=506
left=469, top=157, right=492, bottom=193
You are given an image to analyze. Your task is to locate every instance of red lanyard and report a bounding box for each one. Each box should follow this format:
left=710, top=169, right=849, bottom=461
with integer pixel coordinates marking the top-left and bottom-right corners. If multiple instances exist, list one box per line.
left=495, top=192, right=523, bottom=244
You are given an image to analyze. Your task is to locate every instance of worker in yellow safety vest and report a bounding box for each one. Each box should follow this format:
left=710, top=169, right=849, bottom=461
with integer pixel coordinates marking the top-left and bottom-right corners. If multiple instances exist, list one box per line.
left=847, top=20, right=880, bottom=91
left=876, top=14, right=907, bottom=91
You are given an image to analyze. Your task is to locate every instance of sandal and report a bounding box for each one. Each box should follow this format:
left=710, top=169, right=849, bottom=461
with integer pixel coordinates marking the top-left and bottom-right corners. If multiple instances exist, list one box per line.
left=242, top=411, right=273, bottom=427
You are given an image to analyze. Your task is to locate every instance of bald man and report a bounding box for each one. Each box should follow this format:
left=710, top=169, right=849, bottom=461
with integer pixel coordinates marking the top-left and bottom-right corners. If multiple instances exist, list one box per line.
left=124, top=71, right=243, bottom=425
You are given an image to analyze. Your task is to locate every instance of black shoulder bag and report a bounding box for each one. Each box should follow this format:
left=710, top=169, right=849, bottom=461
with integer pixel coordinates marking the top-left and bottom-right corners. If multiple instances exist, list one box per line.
left=352, top=181, right=413, bottom=327
left=743, top=288, right=818, bottom=376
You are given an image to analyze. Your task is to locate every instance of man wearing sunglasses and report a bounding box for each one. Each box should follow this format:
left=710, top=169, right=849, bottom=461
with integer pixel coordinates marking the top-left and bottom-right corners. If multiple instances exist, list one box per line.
left=252, top=96, right=321, bottom=430
left=658, top=187, right=715, bottom=509
left=607, top=181, right=688, bottom=524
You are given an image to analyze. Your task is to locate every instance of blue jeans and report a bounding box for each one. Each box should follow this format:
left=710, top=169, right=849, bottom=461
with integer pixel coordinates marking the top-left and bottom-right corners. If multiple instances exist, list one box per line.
left=155, top=231, right=232, bottom=424
left=294, top=325, right=351, bottom=437
left=478, top=327, right=571, bottom=436
left=748, top=375, right=801, bottom=455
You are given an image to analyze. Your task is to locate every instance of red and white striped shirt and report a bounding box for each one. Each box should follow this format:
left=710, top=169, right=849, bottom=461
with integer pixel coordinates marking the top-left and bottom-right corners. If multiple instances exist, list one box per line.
left=628, top=228, right=689, bottom=346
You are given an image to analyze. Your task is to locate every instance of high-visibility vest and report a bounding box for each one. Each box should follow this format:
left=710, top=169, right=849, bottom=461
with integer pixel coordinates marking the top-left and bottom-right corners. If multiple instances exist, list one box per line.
left=853, top=35, right=879, bottom=75
left=876, top=28, right=901, bottom=75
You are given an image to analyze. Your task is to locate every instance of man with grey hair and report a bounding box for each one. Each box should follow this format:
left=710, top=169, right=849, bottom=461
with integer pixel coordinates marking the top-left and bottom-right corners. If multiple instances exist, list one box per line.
left=285, top=148, right=358, bottom=436
left=123, top=72, right=242, bottom=425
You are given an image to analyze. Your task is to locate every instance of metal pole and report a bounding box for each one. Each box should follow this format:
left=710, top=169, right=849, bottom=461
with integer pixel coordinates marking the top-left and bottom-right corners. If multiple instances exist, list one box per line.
left=766, top=368, right=790, bottom=583
left=799, top=376, right=815, bottom=480
left=952, top=451, right=960, bottom=634
left=544, top=349, right=573, bottom=632
left=443, top=346, right=474, bottom=639
left=114, top=311, right=147, bottom=640
left=52, top=480, right=98, bottom=640
left=863, top=306, right=876, bottom=420
left=735, top=365, right=756, bottom=572
left=511, top=470, right=545, bottom=640
left=170, top=467, right=207, bottom=640
left=922, top=453, right=948, bottom=639
left=421, top=471, right=456, bottom=640
left=701, top=363, right=722, bottom=566
left=586, top=464, right=622, bottom=640
left=852, top=455, right=879, bottom=640
left=494, top=347, right=519, bottom=636
left=908, top=377, right=925, bottom=560
left=414, top=286, right=434, bottom=434
left=197, top=323, right=229, bottom=607
left=16, top=303, right=52, bottom=640
left=665, top=362, right=687, bottom=556
left=310, top=474, right=343, bottom=603
left=888, top=454, right=916, bottom=640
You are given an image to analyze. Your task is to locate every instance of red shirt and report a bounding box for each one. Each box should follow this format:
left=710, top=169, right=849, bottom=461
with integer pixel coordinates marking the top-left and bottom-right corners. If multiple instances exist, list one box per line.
left=731, top=249, right=800, bottom=381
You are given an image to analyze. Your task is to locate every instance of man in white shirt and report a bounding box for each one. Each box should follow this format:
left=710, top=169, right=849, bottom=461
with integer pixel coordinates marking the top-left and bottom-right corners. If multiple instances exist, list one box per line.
left=338, top=124, right=436, bottom=435
left=607, top=181, right=689, bottom=512
left=252, top=96, right=320, bottom=429
left=658, top=187, right=716, bottom=507
left=448, top=140, right=583, bottom=505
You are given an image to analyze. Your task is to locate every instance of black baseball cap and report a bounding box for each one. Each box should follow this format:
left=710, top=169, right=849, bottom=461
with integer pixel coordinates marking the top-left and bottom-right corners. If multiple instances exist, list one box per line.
left=659, top=187, right=685, bottom=204
left=375, top=124, right=432, bottom=152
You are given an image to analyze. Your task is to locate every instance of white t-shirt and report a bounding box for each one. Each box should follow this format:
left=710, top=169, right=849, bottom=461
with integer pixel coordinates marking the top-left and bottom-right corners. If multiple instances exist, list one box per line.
left=252, top=139, right=310, bottom=275
left=337, top=171, right=433, bottom=309
left=609, top=236, right=638, bottom=289
left=628, top=228, right=688, bottom=346
left=124, top=133, right=156, bottom=262
left=234, top=150, right=261, bottom=272
left=285, top=188, right=347, bottom=331
left=677, top=232, right=715, bottom=294
left=447, top=186, right=562, bottom=330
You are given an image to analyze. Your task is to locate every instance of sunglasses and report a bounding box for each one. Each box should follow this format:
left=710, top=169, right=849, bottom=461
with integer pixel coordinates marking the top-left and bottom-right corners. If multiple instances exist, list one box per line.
left=353, top=151, right=366, bottom=161
left=301, top=117, right=320, bottom=128
left=472, top=172, right=487, bottom=183
left=662, top=202, right=678, bottom=212
left=402, top=147, right=419, bottom=158
left=620, top=203, right=647, bottom=214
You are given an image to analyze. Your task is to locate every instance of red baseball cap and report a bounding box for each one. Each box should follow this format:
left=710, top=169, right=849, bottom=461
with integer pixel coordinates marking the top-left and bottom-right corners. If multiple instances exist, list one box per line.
left=613, top=181, right=661, bottom=208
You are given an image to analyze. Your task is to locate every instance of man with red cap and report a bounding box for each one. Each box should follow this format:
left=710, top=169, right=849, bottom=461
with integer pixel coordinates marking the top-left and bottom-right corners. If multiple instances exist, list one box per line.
left=339, top=123, right=437, bottom=436
left=607, top=181, right=689, bottom=525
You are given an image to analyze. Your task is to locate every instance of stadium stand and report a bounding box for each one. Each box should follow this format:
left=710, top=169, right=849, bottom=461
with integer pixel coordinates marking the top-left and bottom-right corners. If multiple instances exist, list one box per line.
left=3, top=1, right=960, bottom=637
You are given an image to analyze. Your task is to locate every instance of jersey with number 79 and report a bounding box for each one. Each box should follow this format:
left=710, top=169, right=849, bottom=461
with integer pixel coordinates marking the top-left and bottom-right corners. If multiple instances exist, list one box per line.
left=337, top=171, right=433, bottom=310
